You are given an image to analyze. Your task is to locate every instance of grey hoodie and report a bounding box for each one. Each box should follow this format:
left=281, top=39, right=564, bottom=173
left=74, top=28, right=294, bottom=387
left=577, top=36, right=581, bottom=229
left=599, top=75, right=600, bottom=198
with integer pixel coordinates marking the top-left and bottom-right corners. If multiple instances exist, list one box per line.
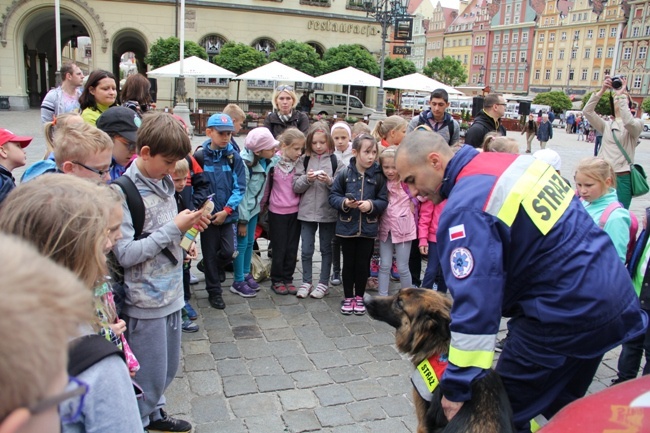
left=112, top=162, right=184, bottom=319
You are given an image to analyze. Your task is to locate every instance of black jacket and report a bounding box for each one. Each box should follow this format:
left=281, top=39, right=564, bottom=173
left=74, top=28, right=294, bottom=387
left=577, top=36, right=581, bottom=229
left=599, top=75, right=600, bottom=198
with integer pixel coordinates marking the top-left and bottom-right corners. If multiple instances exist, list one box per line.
left=464, top=111, right=507, bottom=148
left=263, top=110, right=310, bottom=138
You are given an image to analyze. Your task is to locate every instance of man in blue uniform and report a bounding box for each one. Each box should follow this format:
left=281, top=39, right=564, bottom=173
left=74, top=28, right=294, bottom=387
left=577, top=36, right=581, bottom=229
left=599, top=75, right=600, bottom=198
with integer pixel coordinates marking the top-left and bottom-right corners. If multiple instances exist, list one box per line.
left=395, top=131, right=647, bottom=433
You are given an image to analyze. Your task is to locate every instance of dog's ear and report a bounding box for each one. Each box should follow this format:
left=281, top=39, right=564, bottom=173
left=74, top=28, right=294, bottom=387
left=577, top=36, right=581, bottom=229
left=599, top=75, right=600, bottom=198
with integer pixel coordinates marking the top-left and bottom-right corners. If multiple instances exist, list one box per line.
left=409, top=308, right=451, bottom=355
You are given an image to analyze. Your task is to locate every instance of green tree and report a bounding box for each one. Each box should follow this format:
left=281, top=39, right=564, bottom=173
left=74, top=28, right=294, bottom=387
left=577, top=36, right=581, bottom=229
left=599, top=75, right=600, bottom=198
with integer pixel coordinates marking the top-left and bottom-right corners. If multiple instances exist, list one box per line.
left=322, top=44, right=380, bottom=76
left=144, top=37, right=207, bottom=69
left=269, top=40, right=324, bottom=76
left=642, top=97, right=650, bottom=116
left=581, top=91, right=613, bottom=116
left=532, top=91, right=572, bottom=114
left=422, top=56, right=467, bottom=87
left=212, top=42, right=267, bottom=75
left=383, top=57, right=417, bottom=81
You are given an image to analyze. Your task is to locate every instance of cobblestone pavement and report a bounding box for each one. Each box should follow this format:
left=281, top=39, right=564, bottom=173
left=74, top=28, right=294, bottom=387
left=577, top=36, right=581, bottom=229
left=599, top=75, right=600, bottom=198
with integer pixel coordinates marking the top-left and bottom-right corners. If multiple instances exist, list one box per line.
left=3, top=109, right=650, bottom=432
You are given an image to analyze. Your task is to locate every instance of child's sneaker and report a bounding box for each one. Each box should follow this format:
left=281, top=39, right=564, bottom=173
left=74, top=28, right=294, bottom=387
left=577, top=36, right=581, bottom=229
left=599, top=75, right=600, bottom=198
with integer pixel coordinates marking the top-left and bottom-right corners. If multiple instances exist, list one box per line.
left=330, top=271, right=341, bottom=286
left=147, top=409, right=191, bottom=432
left=296, top=283, right=312, bottom=298
left=369, top=256, right=380, bottom=277
left=271, top=282, right=288, bottom=295
left=341, top=298, right=355, bottom=315
left=310, top=283, right=329, bottom=299
left=353, top=296, right=366, bottom=315
left=286, top=282, right=298, bottom=295
left=230, top=281, right=257, bottom=298
left=189, top=272, right=199, bottom=285
left=182, top=319, right=199, bottom=333
left=244, top=273, right=260, bottom=291
left=390, top=258, right=400, bottom=281
left=184, top=302, right=197, bottom=320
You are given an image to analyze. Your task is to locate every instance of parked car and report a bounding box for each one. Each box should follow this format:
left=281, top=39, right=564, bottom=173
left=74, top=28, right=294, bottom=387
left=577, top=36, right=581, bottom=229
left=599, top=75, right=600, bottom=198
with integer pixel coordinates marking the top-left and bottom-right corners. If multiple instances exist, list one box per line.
left=312, top=91, right=375, bottom=118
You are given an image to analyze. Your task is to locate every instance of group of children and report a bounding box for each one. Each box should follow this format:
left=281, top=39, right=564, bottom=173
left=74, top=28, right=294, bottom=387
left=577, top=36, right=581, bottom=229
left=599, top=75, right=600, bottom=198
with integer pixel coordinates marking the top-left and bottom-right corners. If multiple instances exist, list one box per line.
left=1, top=93, right=650, bottom=433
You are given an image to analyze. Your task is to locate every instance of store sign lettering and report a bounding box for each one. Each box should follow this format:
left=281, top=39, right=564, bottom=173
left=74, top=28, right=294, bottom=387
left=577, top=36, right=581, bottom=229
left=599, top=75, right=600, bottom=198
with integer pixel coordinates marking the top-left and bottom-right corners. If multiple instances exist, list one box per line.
left=307, top=20, right=379, bottom=37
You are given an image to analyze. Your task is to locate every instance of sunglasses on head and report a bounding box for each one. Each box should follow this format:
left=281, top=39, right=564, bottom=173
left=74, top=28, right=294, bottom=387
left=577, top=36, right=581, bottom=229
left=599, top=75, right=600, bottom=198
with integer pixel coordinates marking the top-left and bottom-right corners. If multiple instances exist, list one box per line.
left=276, top=85, right=294, bottom=92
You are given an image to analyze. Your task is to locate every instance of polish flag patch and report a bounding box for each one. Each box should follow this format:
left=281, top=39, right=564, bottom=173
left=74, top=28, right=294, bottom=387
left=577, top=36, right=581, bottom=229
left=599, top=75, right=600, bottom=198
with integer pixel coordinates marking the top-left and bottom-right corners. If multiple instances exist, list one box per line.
left=449, top=224, right=466, bottom=241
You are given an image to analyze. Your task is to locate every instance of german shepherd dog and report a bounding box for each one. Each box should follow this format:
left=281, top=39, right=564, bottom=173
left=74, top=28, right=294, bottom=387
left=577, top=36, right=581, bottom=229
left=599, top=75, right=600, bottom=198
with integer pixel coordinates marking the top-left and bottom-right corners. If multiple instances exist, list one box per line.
left=365, top=288, right=515, bottom=433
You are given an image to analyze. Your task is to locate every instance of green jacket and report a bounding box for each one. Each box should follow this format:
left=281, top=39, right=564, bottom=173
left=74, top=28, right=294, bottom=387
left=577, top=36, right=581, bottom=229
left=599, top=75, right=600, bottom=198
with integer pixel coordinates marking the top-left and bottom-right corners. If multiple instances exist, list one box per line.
left=582, top=188, right=631, bottom=263
left=238, top=148, right=279, bottom=224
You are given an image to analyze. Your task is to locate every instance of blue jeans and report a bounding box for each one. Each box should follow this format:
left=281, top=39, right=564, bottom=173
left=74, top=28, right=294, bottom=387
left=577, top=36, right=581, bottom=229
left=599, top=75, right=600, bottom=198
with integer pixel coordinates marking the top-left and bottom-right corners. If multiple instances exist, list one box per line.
left=300, top=221, right=335, bottom=284
left=233, top=215, right=258, bottom=282
left=616, top=308, right=650, bottom=382
left=422, top=241, right=447, bottom=293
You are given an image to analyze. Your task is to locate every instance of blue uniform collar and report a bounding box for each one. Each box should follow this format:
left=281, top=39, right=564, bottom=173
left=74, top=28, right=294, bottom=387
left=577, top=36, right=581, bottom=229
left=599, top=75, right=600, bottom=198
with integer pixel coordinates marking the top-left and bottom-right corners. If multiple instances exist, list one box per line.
left=441, top=145, right=479, bottom=199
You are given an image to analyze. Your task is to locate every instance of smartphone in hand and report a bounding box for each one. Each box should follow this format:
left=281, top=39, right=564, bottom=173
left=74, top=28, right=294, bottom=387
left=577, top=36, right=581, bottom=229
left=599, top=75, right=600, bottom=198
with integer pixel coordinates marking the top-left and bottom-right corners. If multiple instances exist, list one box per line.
left=345, top=193, right=356, bottom=201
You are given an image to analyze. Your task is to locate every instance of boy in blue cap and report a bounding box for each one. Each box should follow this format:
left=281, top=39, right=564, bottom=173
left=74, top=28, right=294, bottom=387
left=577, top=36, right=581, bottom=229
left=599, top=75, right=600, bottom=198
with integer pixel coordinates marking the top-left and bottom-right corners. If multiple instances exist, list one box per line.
left=199, top=113, right=247, bottom=309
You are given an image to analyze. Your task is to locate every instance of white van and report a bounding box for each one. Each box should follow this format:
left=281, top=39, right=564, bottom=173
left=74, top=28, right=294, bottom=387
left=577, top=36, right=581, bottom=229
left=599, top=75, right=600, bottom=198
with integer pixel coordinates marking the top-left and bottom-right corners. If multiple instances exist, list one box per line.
left=312, top=91, right=375, bottom=118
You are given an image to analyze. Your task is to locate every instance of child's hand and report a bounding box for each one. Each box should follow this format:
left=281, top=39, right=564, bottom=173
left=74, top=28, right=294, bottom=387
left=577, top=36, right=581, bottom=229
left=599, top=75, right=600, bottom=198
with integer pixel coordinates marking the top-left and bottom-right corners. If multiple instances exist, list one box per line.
left=212, top=210, right=228, bottom=225
left=110, top=319, right=127, bottom=337
left=174, top=210, right=206, bottom=233
left=307, top=170, right=318, bottom=182
left=317, top=172, right=331, bottom=184
left=238, top=223, right=247, bottom=237
left=358, top=200, right=372, bottom=213
left=187, top=243, right=198, bottom=260
left=419, top=245, right=428, bottom=255
left=345, top=198, right=359, bottom=208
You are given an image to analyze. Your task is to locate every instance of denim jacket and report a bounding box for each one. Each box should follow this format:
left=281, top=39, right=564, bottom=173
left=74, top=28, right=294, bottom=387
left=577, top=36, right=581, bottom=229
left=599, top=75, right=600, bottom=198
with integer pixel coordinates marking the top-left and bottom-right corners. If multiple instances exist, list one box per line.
left=329, top=158, right=388, bottom=238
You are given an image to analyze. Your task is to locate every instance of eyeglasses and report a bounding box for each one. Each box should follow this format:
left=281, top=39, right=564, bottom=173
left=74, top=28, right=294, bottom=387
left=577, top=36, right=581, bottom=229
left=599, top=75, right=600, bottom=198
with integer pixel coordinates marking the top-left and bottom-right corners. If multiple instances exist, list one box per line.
left=496, top=103, right=508, bottom=106
left=276, top=85, right=294, bottom=92
left=72, top=160, right=110, bottom=178
left=28, top=376, right=89, bottom=423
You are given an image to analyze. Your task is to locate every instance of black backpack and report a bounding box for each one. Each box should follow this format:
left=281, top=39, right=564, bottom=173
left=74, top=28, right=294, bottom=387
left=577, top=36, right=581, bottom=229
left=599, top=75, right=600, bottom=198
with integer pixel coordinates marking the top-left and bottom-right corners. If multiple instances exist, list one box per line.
left=303, top=154, right=338, bottom=174
left=68, top=334, right=144, bottom=399
left=109, top=176, right=178, bottom=288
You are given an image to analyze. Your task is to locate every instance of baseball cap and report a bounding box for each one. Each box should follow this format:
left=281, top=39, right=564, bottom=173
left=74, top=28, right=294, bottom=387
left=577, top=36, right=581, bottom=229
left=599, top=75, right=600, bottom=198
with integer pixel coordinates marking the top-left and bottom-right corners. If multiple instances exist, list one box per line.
left=0, top=128, right=32, bottom=148
left=96, top=107, right=141, bottom=143
left=207, top=113, right=234, bottom=132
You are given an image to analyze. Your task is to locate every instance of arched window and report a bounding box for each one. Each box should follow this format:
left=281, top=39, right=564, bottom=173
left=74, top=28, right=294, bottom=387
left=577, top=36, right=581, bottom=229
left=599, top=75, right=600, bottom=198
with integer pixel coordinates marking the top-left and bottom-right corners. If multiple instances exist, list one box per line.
left=252, top=38, right=276, bottom=57
left=199, top=34, right=227, bottom=62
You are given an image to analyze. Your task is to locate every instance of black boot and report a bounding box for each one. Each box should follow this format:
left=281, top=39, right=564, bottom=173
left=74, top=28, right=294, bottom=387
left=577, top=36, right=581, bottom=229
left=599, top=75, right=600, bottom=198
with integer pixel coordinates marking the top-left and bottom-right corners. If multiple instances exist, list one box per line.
left=208, top=293, right=225, bottom=309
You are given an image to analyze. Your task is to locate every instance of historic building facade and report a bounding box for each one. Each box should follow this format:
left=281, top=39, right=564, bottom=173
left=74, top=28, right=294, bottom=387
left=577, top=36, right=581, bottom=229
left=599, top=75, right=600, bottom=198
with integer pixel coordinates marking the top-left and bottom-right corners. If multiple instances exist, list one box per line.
left=443, top=0, right=474, bottom=77
left=0, top=0, right=382, bottom=109
left=426, top=1, right=457, bottom=64
left=486, top=0, right=536, bottom=95
left=617, top=0, right=650, bottom=107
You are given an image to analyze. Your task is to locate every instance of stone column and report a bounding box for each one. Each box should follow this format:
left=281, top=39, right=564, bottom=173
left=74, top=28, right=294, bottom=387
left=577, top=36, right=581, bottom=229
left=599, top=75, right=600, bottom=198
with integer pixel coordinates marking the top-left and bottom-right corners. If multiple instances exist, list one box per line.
left=39, top=52, right=48, bottom=100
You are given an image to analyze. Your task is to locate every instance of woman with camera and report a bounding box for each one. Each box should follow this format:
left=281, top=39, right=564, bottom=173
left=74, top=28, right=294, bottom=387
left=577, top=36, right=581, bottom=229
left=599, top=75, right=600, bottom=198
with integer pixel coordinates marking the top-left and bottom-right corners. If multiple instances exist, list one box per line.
left=584, top=75, right=644, bottom=208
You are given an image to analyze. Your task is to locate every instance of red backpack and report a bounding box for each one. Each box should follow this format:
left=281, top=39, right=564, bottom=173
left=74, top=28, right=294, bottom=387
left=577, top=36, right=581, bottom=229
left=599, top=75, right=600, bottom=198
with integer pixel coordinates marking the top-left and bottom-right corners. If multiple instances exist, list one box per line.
left=599, top=202, right=638, bottom=264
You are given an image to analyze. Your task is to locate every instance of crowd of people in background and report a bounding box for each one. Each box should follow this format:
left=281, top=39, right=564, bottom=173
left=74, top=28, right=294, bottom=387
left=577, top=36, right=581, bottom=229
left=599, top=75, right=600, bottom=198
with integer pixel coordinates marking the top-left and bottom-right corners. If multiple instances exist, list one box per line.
left=0, top=63, right=648, bottom=433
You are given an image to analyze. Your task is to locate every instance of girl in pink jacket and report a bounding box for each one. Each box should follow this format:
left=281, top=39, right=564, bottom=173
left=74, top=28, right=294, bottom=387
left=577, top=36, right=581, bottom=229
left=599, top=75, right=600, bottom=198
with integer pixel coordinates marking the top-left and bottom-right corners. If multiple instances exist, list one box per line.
left=418, top=198, right=447, bottom=292
left=377, top=146, right=417, bottom=296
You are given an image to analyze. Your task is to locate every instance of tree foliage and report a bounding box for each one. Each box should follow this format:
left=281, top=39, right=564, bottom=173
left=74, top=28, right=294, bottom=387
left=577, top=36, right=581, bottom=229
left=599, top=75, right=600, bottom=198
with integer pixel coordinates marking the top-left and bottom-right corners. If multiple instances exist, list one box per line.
left=145, top=37, right=207, bottom=69
left=581, top=91, right=613, bottom=116
left=212, top=42, right=268, bottom=75
left=269, top=40, right=324, bottom=76
left=422, top=56, right=467, bottom=87
left=532, top=91, right=572, bottom=113
left=642, top=97, right=650, bottom=116
left=322, top=44, right=380, bottom=76
left=383, top=57, right=417, bottom=81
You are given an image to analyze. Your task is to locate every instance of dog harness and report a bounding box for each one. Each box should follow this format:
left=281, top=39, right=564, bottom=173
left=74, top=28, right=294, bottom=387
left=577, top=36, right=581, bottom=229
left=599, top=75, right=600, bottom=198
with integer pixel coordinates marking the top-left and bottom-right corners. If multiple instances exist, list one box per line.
left=411, top=354, right=448, bottom=401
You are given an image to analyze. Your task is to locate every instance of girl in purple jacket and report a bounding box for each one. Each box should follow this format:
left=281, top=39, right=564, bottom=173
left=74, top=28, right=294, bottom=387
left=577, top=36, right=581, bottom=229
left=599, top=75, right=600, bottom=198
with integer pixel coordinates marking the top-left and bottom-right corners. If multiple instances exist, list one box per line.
left=377, top=146, right=417, bottom=296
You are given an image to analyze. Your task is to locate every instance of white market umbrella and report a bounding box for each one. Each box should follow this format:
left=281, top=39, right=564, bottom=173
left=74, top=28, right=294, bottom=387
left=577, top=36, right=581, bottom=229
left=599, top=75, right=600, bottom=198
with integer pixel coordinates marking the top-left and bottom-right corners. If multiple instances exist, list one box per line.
left=235, top=61, right=315, bottom=82
left=147, top=56, right=236, bottom=110
left=384, top=73, right=464, bottom=95
left=314, top=67, right=381, bottom=117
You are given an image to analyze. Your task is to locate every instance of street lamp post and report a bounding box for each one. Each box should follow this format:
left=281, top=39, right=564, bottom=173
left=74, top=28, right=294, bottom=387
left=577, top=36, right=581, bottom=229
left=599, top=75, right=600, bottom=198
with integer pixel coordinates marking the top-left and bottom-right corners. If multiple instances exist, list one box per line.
left=363, top=0, right=410, bottom=123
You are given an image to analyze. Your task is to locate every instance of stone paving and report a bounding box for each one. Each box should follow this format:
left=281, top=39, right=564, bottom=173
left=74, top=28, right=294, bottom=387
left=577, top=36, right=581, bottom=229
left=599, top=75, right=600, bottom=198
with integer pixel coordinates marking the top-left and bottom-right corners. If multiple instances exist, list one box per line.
left=3, top=109, right=650, bottom=432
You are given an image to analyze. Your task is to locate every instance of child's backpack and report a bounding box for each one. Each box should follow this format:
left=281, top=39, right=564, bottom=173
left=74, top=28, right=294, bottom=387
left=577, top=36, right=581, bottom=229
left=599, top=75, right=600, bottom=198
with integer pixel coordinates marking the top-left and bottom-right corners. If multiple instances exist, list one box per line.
left=108, top=176, right=178, bottom=291
left=599, top=202, right=638, bottom=264
left=304, top=154, right=338, bottom=174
